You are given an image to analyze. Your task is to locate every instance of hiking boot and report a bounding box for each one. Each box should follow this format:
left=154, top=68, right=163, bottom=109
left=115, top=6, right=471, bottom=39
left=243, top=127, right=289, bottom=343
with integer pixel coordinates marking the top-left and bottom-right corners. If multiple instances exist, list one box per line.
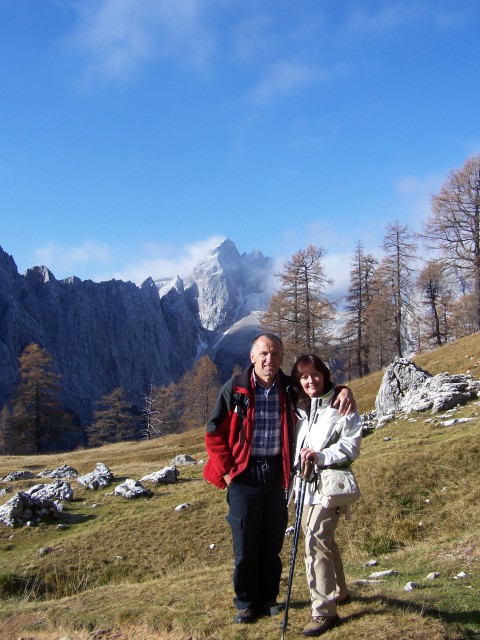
left=260, top=601, right=285, bottom=616
left=303, top=615, right=341, bottom=636
left=335, top=594, right=351, bottom=606
left=233, top=607, right=257, bottom=624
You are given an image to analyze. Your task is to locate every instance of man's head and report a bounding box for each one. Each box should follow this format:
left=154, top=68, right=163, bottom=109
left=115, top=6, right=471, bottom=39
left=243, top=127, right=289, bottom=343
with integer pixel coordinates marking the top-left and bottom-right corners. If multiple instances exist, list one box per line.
left=250, top=333, right=284, bottom=387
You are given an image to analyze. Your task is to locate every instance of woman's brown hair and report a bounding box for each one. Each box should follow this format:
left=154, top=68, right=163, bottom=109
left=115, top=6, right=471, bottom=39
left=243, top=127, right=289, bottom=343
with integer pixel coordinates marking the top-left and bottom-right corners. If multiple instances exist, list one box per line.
left=291, top=354, right=334, bottom=411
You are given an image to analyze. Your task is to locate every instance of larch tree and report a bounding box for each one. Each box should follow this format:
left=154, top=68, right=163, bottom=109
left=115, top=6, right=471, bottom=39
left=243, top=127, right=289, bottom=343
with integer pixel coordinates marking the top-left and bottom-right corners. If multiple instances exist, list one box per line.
left=422, top=154, right=480, bottom=330
left=181, top=356, right=220, bottom=431
left=343, top=242, right=377, bottom=378
left=416, top=260, right=452, bottom=348
left=88, top=387, right=136, bottom=446
left=382, top=222, right=417, bottom=357
left=262, top=245, right=334, bottom=365
left=363, top=264, right=398, bottom=370
left=9, top=343, right=64, bottom=454
left=0, top=405, right=12, bottom=455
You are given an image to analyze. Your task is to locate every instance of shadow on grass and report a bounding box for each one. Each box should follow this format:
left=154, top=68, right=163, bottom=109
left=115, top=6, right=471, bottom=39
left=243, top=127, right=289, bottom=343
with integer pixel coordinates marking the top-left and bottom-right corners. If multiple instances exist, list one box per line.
left=340, top=595, right=480, bottom=638
left=58, top=512, right=97, bottom=525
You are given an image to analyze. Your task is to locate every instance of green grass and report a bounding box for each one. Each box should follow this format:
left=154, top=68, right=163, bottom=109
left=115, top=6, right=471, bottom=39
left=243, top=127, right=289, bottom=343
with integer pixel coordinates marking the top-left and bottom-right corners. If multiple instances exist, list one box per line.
left=1, top=334, right=480, bottom=640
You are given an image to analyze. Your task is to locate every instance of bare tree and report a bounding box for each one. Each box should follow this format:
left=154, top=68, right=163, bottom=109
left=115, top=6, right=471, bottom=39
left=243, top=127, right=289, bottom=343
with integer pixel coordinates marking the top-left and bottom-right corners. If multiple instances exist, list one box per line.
left=382, top=222, right=417, bottom=357
left=416, top=260, right=452, bottom=348
left=422, top=154, right=480, bottom=329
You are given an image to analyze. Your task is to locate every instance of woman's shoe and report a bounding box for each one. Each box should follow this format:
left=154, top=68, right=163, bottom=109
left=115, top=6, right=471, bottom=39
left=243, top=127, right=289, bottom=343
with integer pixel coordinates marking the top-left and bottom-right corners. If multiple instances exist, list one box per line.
left=303, top=615, right=341, bottom=636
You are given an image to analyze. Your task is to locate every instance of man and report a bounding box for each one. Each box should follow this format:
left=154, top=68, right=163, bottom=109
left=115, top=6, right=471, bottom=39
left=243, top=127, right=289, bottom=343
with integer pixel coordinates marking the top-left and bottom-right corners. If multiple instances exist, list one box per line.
left=203, top=333, right=354, bottom=624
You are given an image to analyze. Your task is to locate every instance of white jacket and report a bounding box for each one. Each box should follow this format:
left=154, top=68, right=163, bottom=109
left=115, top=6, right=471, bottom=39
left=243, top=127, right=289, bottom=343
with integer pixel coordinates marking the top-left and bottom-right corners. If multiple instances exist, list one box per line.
left=294, top=389, right=363, bottom=506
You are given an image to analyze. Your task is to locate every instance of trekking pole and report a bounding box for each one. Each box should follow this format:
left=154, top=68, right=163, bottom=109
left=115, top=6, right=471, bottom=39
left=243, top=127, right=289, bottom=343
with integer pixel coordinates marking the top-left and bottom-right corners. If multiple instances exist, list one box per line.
left=280, top=458, right=313, bottom=640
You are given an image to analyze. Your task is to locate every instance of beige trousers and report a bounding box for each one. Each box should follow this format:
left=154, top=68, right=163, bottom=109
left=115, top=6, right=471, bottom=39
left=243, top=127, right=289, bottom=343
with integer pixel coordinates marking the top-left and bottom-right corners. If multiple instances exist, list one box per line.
left=301, top=503, right=348, bottom=617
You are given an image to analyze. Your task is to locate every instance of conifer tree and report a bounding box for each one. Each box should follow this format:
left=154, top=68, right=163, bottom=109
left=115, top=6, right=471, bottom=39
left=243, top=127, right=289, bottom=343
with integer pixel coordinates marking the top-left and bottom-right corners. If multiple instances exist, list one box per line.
left=381, top=222, right=417, bottom=357
left=343, top=242, right=377, bottom=378
left=88, top=387, right=136, bottom=446
left=262, top=245, right=334, bottom=365
left=422, top=154, right=480, bottom=330
left=181, top=356, right=220, bottom=431
left=9, top=343, right=64, bottom=454
left=416, top=260, right=452, bottom=348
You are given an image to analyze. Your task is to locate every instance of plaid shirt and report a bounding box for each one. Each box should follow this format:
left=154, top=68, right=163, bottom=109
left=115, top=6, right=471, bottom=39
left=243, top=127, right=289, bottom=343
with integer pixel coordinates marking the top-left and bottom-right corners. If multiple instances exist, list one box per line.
left=250, top=373, right=282, bottom=457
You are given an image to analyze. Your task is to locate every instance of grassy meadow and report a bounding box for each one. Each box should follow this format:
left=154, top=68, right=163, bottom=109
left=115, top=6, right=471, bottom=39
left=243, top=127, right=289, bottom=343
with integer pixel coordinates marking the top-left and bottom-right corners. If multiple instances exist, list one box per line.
left=0, top=334, right=479, bottom=640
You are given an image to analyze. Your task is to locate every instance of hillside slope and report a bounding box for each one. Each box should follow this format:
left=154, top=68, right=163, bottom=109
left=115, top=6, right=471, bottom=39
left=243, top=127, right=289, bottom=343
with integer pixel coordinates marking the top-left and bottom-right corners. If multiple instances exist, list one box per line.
left=0, top=335, right=479, bottom=640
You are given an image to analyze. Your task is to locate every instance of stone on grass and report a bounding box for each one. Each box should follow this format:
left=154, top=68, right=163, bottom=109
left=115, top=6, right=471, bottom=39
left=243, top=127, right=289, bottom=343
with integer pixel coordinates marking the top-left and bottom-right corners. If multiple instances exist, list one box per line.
left=0, top=491, right=60, bottom=527
left=26, top=480, right=74, bottom=502
left=36, top=464, right=78, bottom=479
left=171, top=454, right=197, bottom=466
left=2, top=470, right=35, bottom=482
left=113, top=479, right=153, bottom=499
left=77, top=463, right=113, bottom=490
left=141, top=466, right=179, bottom=484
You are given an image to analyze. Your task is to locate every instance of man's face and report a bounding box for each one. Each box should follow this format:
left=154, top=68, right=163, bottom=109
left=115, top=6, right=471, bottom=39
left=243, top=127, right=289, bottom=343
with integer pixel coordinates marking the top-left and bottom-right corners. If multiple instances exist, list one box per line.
left=250, top=336, right=284, bottom=386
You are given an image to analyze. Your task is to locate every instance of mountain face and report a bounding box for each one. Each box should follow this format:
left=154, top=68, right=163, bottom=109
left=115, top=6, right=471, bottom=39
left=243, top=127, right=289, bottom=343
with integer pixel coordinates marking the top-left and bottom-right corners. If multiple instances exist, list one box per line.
left=0, top=239, right=273, bottom=426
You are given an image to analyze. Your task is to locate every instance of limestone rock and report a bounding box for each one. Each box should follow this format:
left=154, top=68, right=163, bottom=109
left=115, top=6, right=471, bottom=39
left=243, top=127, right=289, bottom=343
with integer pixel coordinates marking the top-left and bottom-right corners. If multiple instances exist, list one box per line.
left=141, top=466, right=179, bottom=484
left=77, top=463, right=113, bottom=490
left=2, top=470, right=35, bottom=482
left=26, top=480, right=74, bottom=502
left=36, top=464, right=78, bottom=479
left=113, top=478, right=153, bottom=499
left=0, top=491, right=60, bottom=527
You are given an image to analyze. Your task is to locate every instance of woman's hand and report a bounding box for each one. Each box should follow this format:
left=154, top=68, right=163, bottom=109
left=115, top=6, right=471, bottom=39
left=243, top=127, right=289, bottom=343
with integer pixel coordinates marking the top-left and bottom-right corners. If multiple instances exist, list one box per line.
left=300, top=447, right=318, bottom=465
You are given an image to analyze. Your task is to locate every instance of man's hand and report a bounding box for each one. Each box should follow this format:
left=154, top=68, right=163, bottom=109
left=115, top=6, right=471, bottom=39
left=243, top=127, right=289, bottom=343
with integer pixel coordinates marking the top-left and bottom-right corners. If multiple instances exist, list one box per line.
left=223, top=473, right=231, bottom=486
left=333, top=386, right=356, bottom=416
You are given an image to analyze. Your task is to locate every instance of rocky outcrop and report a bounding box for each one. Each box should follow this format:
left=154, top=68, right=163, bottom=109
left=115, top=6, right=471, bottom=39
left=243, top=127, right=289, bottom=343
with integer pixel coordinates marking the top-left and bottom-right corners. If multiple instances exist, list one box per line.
left=367, top=358, right=480, bottom=429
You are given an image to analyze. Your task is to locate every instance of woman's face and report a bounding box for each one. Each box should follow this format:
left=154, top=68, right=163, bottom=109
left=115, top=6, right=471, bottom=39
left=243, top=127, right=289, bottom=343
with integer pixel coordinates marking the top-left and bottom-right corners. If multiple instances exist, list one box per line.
left=299, top=364, right=325, bottom=398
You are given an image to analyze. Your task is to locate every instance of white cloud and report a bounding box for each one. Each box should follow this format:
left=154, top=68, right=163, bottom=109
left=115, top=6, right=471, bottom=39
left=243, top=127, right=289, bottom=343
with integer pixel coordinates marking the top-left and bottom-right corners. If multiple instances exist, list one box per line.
left=102, top=235, right=226, bottom=284
left=394, top=171, right=444, bottom=227
left=247, top=60, right=318, bottom=106
left=68, top=0, right=212, bottom=82
left=33, top=241, right=112, bottom=278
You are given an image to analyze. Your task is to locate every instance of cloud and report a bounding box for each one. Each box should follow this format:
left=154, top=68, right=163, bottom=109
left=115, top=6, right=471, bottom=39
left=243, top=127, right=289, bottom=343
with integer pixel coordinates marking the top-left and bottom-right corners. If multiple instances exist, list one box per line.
left=247, top=59, right=318, bottom=106
left=68, top=0, right=212, bottom=82
left=394, top=171, right=445, bottom=226
left=33, top=241, right=113, bottom=278
left=102, top=235, right=226, bottom=284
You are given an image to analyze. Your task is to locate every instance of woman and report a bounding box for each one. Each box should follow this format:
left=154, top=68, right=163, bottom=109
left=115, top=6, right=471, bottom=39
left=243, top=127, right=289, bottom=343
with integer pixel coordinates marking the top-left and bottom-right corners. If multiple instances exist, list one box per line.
left=291, top=354, right=363, bottom=637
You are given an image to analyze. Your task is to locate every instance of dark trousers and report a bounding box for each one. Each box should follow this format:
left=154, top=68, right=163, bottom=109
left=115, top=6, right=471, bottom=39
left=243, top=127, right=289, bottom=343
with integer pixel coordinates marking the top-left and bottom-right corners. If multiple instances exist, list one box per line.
left=226, top=456, right=288, bottom=610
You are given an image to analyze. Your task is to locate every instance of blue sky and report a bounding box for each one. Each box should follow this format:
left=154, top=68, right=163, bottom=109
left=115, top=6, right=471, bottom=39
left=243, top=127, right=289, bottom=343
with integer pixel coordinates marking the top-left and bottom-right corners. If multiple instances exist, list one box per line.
left=1, top=0, right=480, bottom=297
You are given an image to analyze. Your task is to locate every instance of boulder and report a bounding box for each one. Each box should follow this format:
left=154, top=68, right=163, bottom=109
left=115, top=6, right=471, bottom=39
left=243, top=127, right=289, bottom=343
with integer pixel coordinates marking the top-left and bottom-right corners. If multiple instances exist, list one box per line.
left=141, top=466, right=179, bottom=484
left=375, top=358, right=480, bottom=417
left=26, top=480, right=74, bottom=502
left=2, top=470, right=35, bottom=482
left=375, top=358, right=431, bottom=415
left=0, top=491, right=60, bottom=527
left=36, top=464, right=78, bottom=479
left=113, top=479, right=153, bottom=499
left=77, top=463, right=113, bottom=490
left=171, top=454, right=197, bottom=466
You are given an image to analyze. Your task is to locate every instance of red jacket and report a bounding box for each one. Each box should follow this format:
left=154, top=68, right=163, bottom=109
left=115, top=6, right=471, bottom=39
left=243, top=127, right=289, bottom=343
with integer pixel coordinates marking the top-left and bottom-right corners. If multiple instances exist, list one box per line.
left=203, top=365, right=297, bottom=490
